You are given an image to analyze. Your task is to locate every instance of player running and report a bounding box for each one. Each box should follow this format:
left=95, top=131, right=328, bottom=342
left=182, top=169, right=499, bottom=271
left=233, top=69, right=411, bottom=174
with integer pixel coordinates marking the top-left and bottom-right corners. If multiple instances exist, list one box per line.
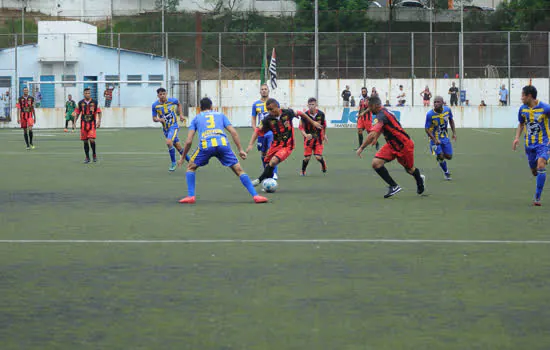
left=357, top=87, right=379, bottom=151
left=356, top=96, right=425, bottom=198
left=425, top=95, right=456, bottom=180
left=250, top=83, right=278, bottom=179
left=16, top=87, right=36, bottom=150
left=64, top=94, right=76, bottom=132
left=299, top=97, right=327, bottom=176
left=512, top=85, right=550, bottom=206
left=152, top=87, right=188, bottom=172
left=177, top=97, right=267, bottom=204
left=73, top=88, right=102, bottom=163
left=246, top=98, right=322, bottom=185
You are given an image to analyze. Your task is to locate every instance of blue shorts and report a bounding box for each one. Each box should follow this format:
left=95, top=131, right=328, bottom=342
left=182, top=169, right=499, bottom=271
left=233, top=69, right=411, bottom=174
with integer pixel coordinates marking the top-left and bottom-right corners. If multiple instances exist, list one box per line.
left=430, top=138, right=453, bottom=156
left=257, top=130, right=274, bottom=153
left=190, top=145, right=239, bottom=167
left=525, top=144, right=549, bottom=169
left=164, top=127, right=180, bottom=144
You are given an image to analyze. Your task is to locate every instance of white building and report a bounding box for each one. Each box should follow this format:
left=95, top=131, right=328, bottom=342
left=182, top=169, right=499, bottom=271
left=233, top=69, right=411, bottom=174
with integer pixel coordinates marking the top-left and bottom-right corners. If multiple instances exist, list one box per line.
left=0, top=21, right=180, bottom=109
left=0, top=0, right=297, bottom=19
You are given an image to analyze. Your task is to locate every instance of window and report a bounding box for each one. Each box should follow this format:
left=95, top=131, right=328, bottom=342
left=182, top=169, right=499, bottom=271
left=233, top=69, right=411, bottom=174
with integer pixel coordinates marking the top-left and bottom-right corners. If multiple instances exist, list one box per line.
left=148, top=74, right=163, bottom=86
left=62, top=75, right=76, bottom=87
left=105, top=75, right=120, bottom=87
left=0, top=76, right=11, bottom=88
left=127, top=75, right=142, bottom=86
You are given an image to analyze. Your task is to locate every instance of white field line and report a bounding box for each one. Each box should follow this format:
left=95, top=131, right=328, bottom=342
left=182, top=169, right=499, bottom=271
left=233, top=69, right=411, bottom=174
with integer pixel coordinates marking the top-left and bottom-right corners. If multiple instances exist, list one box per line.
left=0, top=239, right=549, bottom=244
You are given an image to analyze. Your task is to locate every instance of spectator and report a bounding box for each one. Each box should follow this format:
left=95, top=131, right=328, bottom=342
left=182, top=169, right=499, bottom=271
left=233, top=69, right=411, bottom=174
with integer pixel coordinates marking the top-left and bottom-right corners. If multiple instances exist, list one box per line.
left=1, top=91, right=10, bottom=120
left=420, top=86, right=432, bottom=107
left=480, top=100, right=487, bottom=107
left=370, top=87, right=379, bottom=98
left=321, top=71, right=328, bottom=79
left=341, top=85, right=351, bottom=107
left=104, top=84, right=115, bottom=108
left=448, top=82, right=459, bottom=106
left=465, top=99, right=470, bottom=106
left=443, top=73, right=449, bottom=79
left=350, top=96, right=356, bottom=107
left=396, top=85, right=406, bottom=106
left=498, top=84, right=508, bottom=106
left=34, top=88, right=42, bottom=108
left=384, top=100, right=391, bottom=107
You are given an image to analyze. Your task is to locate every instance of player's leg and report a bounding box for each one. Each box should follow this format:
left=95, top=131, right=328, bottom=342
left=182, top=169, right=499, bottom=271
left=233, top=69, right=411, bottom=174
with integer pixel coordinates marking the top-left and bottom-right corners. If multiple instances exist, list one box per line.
left=253, top=146, right=291, bottom=185
left=23, top=127, right=30, bottom=149
left=263, top=131, right=278, bottom=179
left=83, top=139, right=90, bottom=163
left=533, top=145, right=549, bottom=205
left=314, top=143, right=327, bottom=173
left=89, top=138, right=97, bottom=162
left=440, top=139, right=453, bottom=180
left=302, top=142, right=312, bottom=176
left=227, top=156, right=268, bottom=203
left=357, top=128, right=364, bottom=149
left=65, top=117, right=69, bottom=132
left=165, top=128, right=178, bottom=171
left=399, top=143, right=425, bottom=195
left=174, top=141, right=191, bottom=162
left=372, top=153, right=401, bottom=198
left=179, top=148, right=206, bottom=203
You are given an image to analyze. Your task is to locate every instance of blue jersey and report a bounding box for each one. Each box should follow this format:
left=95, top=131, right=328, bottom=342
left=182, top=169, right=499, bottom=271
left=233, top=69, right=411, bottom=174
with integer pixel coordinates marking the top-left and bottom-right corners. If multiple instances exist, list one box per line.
left=152, top=97, right=179, bottom=131
left=251, top=99, right=267, bottom=126
left=518, top=101, right=550, bottom=147
left=425, top=106, right=454, bottom=140
left=190, top=111, right=231, bottom=149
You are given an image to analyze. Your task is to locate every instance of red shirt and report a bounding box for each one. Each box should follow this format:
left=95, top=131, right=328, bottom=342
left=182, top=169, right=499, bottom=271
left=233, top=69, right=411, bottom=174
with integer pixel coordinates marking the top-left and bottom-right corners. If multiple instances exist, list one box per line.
left=75, top=99, right=102, bottom=129
left=16, top=95, right=35, bottom=119
left=371, top=108, right=412, bottom=150
left=257, top=108, right=299, bottom=148
left=300, top=109, right=326, bottom=143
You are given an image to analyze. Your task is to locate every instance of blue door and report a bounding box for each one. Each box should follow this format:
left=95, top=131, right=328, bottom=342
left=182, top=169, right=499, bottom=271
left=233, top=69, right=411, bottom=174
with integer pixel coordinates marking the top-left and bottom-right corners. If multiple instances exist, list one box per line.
left=40, top=75, right=55, bottom=108
left=19, top=77, right=33, bottom=97
left=83, top=76, right=98, bottom=101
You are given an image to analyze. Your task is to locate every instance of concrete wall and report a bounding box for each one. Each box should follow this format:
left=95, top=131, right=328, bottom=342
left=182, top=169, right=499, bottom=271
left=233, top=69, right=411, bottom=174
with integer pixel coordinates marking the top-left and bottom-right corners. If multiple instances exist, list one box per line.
left=200, top=78, right=548, bottom=109
left=0, top=105, right=522, bottom=129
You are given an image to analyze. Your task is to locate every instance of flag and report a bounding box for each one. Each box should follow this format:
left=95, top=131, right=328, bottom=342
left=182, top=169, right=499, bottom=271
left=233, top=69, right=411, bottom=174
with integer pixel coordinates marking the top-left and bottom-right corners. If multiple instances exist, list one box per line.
left=269, top=48, right=277, bottom=90
left=260, top=46, right=267, bottom=85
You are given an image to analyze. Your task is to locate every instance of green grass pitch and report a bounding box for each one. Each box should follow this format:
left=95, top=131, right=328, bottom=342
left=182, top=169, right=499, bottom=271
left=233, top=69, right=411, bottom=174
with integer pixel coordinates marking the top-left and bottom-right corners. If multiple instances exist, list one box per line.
left=1, top=127, right=550, bottom=349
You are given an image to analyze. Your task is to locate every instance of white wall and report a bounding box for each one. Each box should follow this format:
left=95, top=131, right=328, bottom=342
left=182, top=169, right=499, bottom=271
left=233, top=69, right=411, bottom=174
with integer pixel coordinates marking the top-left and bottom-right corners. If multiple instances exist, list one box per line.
left=37, top=21, right=97, bottom=61
left=200, top=78, right=549, bottom=109
left=0, top=105, right=522, bottom=129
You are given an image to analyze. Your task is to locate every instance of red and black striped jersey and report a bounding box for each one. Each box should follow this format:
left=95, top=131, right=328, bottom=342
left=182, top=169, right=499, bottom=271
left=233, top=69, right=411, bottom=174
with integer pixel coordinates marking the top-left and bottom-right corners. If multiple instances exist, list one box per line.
left=75, top=99, right=101, bottom=125
left=16, top=96, right=35, bottom=119
left=257, top=108, right=297, bottom=148
left=371, top=108, right=412, bottom=150
left=300, top=109, right=326, bottom=142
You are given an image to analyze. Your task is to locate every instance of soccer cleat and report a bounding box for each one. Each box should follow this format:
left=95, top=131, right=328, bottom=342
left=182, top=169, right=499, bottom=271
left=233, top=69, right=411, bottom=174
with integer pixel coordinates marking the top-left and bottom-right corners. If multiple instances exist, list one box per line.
left=300, top=171, right=306, bottom=176
left=179, top=196, right=196, bottom=204
left=417, top=174, right=426, bottom=195
left=169, top=162, right=177, bottom=172
left=30, top=145, right=35, bottom=149
left=93, top=156, right=97, bottom=163
left=83, top=158, right=90, bottom=164
left=64, top=129, right=68, bottom=133
left=384, top=185, right=402, bottom=198
left=444, top=172, right=452, bottom=181
left=253, top=195, right=268, bottom=203
left=252, top=179, right=261, bottom=187
left=533, top=196, right=542, bottom=206
left=321, top=163, right=327, bottom=173
left=26, top=146, right=30, bottom=150
left=273, top=173, right=278, bottom=180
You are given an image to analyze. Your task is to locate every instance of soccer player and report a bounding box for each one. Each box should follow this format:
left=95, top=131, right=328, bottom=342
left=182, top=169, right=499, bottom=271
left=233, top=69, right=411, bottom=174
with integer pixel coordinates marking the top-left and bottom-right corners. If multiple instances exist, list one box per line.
left=73, top=88, right=101, bottom=163
left=512, top=85, right=550, bottom=206
left=246, top=98, right=322, bottom=185
left=250, top=83, right=278, bottom=179
left=425, top=95, right=456, bottom=180
left=16, top=87, right=36, bottom=150
left=64, top=94, right=76, bottom=132
left=152, top=87, right=188, bottom=172
left=299, top=97, right=327, bottom=176
left=356, top=96, right=425, bottom=198
left=357, top=87, right=380, bottom=151
left=177, top=97, right=267, bottom=204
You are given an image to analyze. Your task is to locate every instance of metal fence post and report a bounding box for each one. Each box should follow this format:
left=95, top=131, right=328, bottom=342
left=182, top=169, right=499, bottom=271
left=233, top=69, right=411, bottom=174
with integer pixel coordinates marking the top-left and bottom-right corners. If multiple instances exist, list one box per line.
left=14, top=34, right=18, bottom=100
left=218, top=32, right=222, bottom=110
left=264, top=32, right=268, bottom=83
left=117, top=33, right=121, bottom=107
left=507, top=31, right=511, bottom=104
left=165, top=32, right=169, bottom=95
left=411, top=32, right=415, bottom=107
left=363, top=32, right=366, bottom=89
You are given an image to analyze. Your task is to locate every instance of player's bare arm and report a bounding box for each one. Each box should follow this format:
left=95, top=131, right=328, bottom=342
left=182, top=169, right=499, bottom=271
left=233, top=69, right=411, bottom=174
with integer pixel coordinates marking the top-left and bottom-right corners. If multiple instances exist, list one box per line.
left=178, top=102, right=184, bottom=123
left=226, top=125, right=247, bottom=159
left=297, top=111, right=322, bottom=129
left=449, top=118, right=457, bottom=140
left=299, top=119, right=312, bottom=140
left=356, top=131, right=381, bottom=158
left=425, top=127, right=438, bottom=144
left=512, top=122, right=524, bottom=150
left=245, top=128, right=259, bottom=153
left=178, top=129, right=196, bottom=167
left=96, top=112, right=102, bottom=128
left=251, top=115, right=257, bottom=129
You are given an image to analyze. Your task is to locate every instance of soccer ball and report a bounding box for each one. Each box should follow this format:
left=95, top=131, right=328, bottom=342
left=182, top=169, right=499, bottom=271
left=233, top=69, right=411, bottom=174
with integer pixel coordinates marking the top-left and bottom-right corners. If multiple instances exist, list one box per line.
left=262, top=178, right=278, bottom=193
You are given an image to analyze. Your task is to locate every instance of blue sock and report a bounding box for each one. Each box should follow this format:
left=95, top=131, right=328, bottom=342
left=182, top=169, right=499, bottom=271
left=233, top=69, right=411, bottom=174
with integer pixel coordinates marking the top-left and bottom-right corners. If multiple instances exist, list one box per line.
left=169, top=147, right=176, bottom=163
left=274, top=165, right=279, bottom=176
left=536, top=168, right=546, bottom=200
left=186, top=171, right=196, bottom=197
left=177, top=148, right=191, bottom=162
left=240, top=174, right=258, bottom=197
left=438, top=159, right=448, bottom=173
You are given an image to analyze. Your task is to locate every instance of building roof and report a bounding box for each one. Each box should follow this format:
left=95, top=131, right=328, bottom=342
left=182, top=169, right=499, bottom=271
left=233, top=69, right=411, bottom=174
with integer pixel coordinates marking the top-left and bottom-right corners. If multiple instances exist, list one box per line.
left=79, top=42, right=186, bottom=63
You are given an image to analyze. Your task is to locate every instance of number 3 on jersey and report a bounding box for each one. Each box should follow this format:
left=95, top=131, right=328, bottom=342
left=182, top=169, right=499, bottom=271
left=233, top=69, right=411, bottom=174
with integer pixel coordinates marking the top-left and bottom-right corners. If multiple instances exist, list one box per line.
left=206, top=115, right=215, bottom=129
